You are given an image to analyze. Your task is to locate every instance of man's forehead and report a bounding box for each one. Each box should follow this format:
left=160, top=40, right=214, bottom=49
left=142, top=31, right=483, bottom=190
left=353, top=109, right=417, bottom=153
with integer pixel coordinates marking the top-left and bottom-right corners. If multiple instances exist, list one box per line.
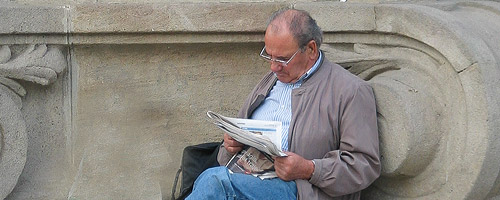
left=264, top=18, right=297, bottom=54
left=267, top=21, right=286, bottom=34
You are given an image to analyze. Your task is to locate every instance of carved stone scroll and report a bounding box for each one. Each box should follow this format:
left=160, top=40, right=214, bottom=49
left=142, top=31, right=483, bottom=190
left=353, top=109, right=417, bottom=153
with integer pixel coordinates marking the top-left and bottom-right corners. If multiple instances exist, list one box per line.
left=0, top=85, right=27, bottom=200
left=323, top=39, right=460, bottom=197
left=0, top=44, right=66, bottom=199
left=308, top=1, right=500, bottom=199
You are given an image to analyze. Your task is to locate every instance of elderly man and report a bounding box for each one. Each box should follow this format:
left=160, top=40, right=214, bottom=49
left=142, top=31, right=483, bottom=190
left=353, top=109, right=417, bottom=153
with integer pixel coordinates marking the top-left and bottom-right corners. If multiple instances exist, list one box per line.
left=187, top=8, right=380, bottom=200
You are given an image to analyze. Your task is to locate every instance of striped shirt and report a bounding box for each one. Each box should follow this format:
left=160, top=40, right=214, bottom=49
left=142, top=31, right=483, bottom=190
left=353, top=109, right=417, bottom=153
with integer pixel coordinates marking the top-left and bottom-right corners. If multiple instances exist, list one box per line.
left=251, top=51, right=323, bottom=151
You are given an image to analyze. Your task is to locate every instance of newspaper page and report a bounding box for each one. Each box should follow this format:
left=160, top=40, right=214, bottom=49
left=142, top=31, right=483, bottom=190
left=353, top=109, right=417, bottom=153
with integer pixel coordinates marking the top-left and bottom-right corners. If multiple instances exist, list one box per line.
left=225, top=146, right=277, bottom=179
left=206, top=111, right=286, bottom=157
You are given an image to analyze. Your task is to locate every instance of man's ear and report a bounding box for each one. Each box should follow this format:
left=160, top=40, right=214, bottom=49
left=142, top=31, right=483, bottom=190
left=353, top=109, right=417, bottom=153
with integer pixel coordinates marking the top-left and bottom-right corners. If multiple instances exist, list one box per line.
left=306, top=40, right=318, bottom=59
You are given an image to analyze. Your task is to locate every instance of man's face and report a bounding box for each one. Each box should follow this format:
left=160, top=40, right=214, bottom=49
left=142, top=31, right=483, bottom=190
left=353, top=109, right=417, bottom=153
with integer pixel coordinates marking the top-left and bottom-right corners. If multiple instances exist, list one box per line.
left=264, top=25, right=310, bottom=83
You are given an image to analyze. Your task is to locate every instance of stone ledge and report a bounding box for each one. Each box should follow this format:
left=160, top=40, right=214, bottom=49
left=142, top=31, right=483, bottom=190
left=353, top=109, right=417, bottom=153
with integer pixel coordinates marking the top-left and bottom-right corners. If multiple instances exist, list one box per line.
left=70, top=3, right=287, bottom=33
left=0, top=2, right=380, bottom=35
left=0, top=2, right=380, bottom=44
left=295, top=2, right=376, bottom=32
left=0, top=5, right=67, bottom=34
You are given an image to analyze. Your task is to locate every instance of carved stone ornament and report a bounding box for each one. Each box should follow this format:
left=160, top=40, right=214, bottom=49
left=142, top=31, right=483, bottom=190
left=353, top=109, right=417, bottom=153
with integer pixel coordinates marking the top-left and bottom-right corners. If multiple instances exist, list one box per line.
left=0, top=44, right=65, bottom=199
left=319, top=1, right=500, bottom=198
left=324, top=41, right=455, bottom=196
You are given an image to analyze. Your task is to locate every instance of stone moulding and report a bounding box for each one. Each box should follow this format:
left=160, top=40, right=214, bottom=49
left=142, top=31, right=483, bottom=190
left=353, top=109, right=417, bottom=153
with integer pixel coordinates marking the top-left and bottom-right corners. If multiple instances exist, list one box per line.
left=0, top=1, right=499, bottom=199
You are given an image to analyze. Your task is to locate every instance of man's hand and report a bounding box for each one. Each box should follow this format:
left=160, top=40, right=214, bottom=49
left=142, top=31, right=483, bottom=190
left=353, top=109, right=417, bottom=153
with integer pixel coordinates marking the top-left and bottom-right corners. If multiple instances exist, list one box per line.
left=223, top=133, right=244, bottom=154
left=274, top=152, right=315, bottom=181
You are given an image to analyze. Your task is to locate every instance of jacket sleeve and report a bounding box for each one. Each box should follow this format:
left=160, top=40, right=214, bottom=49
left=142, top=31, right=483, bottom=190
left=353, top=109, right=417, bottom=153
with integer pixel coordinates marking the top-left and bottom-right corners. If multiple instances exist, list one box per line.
left=217, top=144, right=233, bottom=166
left=308, top=84, right=381, bottom=197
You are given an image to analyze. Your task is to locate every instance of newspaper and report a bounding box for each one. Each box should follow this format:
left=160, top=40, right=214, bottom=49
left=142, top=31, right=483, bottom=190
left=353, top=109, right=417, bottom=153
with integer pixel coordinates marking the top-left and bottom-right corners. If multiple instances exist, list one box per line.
left=206, top=111, right=287, bottom=157
left=206, top=111, right=287, bottom=179
left=225, top=146, right=278, bottom=179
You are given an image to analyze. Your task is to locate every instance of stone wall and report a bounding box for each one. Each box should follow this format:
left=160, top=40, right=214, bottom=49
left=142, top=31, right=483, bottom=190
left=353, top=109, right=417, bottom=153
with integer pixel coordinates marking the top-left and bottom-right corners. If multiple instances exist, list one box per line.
left=0, top=1, right=499, bottom=199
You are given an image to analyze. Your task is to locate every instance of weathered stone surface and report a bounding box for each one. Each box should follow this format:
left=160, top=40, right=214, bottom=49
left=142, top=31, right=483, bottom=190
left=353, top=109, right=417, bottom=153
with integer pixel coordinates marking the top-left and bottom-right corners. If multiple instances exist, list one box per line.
left=0, top=86, right=27, bottom=199
left=10, top=73, right=73, bottom=199
left=0, top=43, right=67, bottom=199
left=0, top=6, right=66, bottom=34
left=296, top=2, right=376, bottom=32
left=70, top=3, right=285, bottom=33
left=0, top=1, right=499, bottom=200
left=64, top=43, right=268, bottom=199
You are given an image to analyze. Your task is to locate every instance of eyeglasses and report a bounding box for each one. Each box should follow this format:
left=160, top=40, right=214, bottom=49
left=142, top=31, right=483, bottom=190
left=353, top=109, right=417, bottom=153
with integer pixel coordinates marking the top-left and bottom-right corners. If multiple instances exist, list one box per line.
left=259, top=46, right=300, bottom=67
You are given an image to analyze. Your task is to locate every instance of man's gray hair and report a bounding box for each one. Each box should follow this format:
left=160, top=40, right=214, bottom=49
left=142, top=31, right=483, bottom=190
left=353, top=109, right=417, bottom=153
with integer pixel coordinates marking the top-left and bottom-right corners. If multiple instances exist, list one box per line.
left=267, top=8, right=323, bottom=50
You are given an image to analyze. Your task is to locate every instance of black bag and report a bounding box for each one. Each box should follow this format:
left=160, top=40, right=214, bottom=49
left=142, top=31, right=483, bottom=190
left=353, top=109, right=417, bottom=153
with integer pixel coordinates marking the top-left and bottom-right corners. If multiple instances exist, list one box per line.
left=171, top=142, right=222, bottom=200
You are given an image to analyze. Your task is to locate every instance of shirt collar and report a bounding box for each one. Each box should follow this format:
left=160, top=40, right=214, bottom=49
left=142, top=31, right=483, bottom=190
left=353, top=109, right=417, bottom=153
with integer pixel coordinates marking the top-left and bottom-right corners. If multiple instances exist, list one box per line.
left=301, top=50, right=323, bottom=81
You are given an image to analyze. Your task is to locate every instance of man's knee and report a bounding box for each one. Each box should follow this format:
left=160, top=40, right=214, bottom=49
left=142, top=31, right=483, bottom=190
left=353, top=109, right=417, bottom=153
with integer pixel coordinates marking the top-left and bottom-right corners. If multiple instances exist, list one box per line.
left=188, top=166, right=233, bottom=200
left=194, top=166, right=230, bottom=189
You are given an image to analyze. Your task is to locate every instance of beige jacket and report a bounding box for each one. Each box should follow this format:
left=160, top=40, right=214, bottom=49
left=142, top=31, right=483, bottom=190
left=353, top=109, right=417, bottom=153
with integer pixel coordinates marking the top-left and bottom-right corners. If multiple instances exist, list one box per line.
left=218, top=57, right=381, bottom=200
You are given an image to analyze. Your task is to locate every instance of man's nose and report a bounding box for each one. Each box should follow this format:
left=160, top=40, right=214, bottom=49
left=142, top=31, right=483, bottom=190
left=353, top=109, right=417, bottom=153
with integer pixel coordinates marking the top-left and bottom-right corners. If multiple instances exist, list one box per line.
left=270, top=61, right=283, bottom=72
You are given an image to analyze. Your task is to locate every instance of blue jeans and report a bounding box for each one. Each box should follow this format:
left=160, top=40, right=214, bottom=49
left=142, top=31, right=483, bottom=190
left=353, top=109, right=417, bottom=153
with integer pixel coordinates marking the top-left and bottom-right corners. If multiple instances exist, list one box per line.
left=186, top=166, right=297, bottom=200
